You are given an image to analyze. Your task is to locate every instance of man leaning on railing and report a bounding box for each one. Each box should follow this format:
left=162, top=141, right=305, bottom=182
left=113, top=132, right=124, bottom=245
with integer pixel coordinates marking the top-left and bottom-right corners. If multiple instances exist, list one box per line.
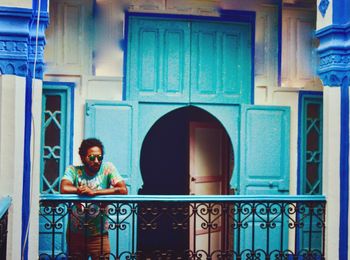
left=60, top=138, right=128, bottom=259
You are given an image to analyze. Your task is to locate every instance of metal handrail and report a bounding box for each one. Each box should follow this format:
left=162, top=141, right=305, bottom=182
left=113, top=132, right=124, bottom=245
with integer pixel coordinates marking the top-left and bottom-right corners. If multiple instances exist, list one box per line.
left=40, top=194, right=326, bottom=202
left=0, top=196, right=11, bottom=219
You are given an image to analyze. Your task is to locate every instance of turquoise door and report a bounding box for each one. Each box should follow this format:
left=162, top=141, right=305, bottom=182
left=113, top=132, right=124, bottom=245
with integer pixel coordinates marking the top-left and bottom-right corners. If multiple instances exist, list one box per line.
left=238, top=105, right=291, bottom=257
left=239, top=105, right=290, bottom=195
left=85, top=100, right=138, bottom=193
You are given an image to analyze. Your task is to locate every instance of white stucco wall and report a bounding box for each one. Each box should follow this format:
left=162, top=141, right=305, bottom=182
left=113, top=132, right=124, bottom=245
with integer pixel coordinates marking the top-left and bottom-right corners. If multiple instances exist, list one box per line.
left=0, top=0, right=31, bottom=8
left=316, top=0, right=333, bottom=30
left=94, top=0, right=125, bottom=77
left=323, top=86, right=340, bottom=260
left=0, top=75, right=26, bottom=260
left=0, top=76, right=44, bottom=260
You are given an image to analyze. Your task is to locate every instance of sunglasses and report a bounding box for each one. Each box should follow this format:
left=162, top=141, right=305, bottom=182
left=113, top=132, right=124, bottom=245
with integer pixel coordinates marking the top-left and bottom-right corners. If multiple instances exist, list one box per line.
left=87, top=154, right=103, bottom=162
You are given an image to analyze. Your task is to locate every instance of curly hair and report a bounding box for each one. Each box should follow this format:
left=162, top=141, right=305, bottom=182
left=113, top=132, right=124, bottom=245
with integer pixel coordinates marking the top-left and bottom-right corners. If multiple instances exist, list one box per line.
left=78, top=138, right=104, bottom=159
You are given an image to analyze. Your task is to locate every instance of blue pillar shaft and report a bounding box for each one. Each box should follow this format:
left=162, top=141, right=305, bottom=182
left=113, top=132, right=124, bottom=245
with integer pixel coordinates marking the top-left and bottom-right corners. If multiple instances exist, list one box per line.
left=339, top=78, right=349, bottom=260
left=21, top=77, right=32, bottom=260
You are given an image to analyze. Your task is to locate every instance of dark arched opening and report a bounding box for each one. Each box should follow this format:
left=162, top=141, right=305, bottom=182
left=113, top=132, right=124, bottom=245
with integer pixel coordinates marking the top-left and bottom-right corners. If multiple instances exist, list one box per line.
left=137, top=106, right=234, bottom=256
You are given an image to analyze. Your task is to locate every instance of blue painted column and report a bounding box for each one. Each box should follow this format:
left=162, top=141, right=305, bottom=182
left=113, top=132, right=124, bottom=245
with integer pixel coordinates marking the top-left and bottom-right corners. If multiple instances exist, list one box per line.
left=21, top=2, right=49, bottom=259
left=316, top=0, right=350, bottom=258
left=0, top=1, right=48, bottom=259
left=0, top=6, right=32, bottom=260
left=339, top=77, right=349, bottom=259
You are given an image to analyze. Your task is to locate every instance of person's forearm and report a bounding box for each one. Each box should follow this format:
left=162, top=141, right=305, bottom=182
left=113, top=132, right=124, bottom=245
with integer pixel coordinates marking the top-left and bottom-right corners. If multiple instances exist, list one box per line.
left=93, top=186, right=128, bottom=195
left=60, top=185, right=78, bottom=194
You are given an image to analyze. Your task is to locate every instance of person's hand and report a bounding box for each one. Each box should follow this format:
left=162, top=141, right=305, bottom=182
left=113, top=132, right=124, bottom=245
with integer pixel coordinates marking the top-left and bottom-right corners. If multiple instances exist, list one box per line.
left=77, top=184, right=95, bottom=196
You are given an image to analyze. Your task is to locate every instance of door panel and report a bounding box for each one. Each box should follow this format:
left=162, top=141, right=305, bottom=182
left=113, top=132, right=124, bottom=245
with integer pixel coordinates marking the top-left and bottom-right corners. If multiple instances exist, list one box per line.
left=189, top=122, right=228, bottom=195
left=128, top=17, right=191, bottom=102
left=190, top=21, right=252, bottom=104
left=189, top=122, right=229, bottom=256
left=85, top=101, right=137, bottom=191
left=240, top=105, right=290, bottom=195
left=195, top=104, right=239, bottom=190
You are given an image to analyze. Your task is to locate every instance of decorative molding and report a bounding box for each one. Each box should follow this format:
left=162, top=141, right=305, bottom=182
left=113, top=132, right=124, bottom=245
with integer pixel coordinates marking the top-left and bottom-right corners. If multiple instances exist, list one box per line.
left=317, top=55, right=350, bottom=86
left=0, top=40, right=28, bottom=54
left=0, top=6, right=49, bottom=79
left=318, top=0, right=329, bottom=18
left=317, top=72, right=349, bottom=86
left=320, top=54, right=350, bottom=67
left=316, top=24, right=350, bottom=86
left=85, top=103, right=93, bottom=116
left=0, top=60, right=28, bottom=76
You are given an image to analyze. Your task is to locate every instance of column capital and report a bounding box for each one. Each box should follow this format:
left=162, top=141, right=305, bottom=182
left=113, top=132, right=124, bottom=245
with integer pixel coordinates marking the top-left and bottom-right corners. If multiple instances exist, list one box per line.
left=316, top=23, right=350, bottom=87
left=0, top=6, right=49, bottom=79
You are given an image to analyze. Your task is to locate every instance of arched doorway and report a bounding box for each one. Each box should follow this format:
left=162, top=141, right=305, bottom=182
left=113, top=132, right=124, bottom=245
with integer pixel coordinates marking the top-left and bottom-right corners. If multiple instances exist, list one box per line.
left=137, top=106, right=234, bottom=256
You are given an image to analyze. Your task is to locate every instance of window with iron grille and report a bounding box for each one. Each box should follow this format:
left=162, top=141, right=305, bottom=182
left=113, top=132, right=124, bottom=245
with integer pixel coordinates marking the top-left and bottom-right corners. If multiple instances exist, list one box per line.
left=40, top=82, right=74, bottom=194
left=300, top=94, right=323, bottom=195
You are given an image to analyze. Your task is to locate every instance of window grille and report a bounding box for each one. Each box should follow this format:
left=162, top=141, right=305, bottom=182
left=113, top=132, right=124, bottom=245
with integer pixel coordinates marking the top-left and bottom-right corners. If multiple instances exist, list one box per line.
left=40, top=83, right=73, bottom=194
left=300, top=95, right=323, bottom=195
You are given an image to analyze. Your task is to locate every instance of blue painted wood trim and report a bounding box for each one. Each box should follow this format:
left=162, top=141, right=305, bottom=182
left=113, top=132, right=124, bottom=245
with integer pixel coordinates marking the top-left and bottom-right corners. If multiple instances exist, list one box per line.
left=297, top=91, right=323, bottom=195
left=123, top=11, right=130, bottom=101
left=40, top=194, right=327, bottom=202
left=277, top=1, right=282, bottom=86
left=0, top=196, right=11, bottom=219
left=21, top=77, right=33, bottom=260
left=92, top=0, right=98, bottom=17
left=333, top=0, right=350, bottom=25
left=32, top=0, right=48, bottom=13
left=339, top=78, right=349, bottom=260
left=69, top=85, right=75, bottom=165
left=42, top=81, right=75, bottom=165
left=0, top=6, right=32, bottom=17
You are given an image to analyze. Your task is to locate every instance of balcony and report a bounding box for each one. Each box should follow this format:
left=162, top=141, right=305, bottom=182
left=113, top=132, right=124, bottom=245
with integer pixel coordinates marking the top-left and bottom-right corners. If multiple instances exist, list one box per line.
left=39, top=195, right=325, bottom=259
left=0, top=196, right=11, bottom=259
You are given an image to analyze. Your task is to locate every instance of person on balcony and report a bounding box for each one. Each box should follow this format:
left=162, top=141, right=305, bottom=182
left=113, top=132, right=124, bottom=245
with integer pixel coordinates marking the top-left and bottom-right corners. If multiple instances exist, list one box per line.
left=60, top=138, right=128, bottom=259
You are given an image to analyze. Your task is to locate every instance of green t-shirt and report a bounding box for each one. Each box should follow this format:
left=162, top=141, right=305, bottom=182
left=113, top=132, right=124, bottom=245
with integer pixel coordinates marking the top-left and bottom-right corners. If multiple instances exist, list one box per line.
left=62, top=162, right=124, bottom=236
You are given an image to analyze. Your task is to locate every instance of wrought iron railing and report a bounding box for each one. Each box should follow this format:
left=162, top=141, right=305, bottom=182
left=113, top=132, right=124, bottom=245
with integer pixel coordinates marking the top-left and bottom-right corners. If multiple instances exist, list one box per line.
left=0, top=196, right=11, bottom=259
left=39, top=195, right=326, bottom=259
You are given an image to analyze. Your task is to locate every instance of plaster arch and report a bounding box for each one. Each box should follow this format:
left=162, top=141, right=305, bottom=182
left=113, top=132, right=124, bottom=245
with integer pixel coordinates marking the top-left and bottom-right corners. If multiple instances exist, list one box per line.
left=137, top=103, right=240, bottom=194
